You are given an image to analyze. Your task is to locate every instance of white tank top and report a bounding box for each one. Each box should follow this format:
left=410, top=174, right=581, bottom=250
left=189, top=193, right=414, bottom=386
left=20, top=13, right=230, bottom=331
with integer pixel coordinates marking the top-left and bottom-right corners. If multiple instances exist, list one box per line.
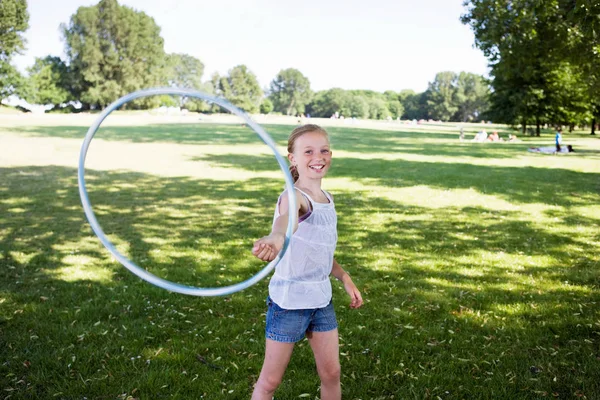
left=268, top=188, right=338, bottom=309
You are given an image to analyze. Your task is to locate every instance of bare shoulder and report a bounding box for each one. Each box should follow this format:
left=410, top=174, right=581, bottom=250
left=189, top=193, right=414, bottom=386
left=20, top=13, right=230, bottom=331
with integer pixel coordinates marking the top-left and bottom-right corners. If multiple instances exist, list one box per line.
left=278, top=189, right=309, bottom=213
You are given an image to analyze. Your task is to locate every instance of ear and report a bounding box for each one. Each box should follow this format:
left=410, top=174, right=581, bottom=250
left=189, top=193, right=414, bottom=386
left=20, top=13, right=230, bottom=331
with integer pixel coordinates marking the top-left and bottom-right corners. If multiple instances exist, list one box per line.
left=288, top=153, right=296, bottom=166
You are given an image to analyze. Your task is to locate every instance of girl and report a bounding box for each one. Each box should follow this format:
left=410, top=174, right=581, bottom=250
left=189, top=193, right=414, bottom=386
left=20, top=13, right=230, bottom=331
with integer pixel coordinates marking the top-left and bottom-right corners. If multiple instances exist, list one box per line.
left=251, top=124, right=363, bottom=400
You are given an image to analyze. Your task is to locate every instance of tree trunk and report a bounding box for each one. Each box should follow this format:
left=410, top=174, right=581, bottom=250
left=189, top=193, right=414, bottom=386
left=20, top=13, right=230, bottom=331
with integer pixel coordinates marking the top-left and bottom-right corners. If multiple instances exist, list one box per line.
left=592, top=117, right=596, bottom=135
left=286, top=99, right=295, bottom=116
left=536, top=116, right=540, bottom=136
left=522, top=118, right=527, bottom=134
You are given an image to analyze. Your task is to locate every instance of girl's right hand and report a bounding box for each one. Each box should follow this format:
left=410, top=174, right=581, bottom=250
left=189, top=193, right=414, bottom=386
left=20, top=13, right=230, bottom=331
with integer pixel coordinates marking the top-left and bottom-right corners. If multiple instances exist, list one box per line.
left=252, top=233, right=285, bottom=261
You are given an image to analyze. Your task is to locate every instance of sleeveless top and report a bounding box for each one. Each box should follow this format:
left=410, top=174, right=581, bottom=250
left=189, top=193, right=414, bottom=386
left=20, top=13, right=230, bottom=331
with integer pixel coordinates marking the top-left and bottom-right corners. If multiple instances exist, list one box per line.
left=268, top=188, right=338, bottom=310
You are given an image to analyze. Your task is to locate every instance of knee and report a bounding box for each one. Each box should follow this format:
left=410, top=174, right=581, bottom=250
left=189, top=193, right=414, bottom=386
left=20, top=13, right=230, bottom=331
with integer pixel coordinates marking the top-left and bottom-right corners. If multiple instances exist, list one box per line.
left=255, top=374, right=283, bottom=394
left=318, top=363, right=341, bottom=385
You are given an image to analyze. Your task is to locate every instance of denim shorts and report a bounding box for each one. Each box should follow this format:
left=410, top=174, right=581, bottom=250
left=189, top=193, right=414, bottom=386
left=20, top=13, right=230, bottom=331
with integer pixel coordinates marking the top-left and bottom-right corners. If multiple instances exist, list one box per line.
left=265, top=297, right=338, bottom=343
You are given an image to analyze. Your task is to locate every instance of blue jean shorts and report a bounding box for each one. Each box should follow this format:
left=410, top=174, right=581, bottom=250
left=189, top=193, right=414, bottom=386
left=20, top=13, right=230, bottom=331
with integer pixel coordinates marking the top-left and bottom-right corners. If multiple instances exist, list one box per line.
left=265, top=297, right=338, bottom=343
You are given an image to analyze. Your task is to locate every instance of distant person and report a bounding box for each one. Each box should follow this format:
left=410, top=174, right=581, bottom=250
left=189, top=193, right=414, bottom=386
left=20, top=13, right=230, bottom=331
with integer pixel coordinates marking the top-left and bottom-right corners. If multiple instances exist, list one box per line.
left=487, top=131, right=500, bottom=142
left=459, top=127, right=465, bottom=141
left=555, top=127, right=563, bottom=153
left=472, top=130, right=488, bottom=142
left=508, top=134, right=520, bottom=142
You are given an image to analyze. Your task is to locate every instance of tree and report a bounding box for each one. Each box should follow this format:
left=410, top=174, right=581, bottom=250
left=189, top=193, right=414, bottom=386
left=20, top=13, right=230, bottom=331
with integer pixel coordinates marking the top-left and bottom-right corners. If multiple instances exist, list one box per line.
left=0, top=0, right=29, bottom=61
left=260, top=98, right=273, bottom=114
left=345, top=95, right=369, bottom=118
left=426, top=71, right=458, bottom=121
left=453, top=72, right=489, bottom=122
left=461, top=0, right=591, bottom=132
left=306, top=88, right=350, bottom=118
left=214, top=65, right=263, bottom=113
left=23, top=56, right=71, bottom=108
left=0, top=0, right=29, bottom=102
left=164, top=53, right=204, bottom=108
left=269, top=68, right=312, bottom=116
left=61, top=0, right=166, bottom=109
left=0, top=62, right=25, bottom=102
left=384, top=91, right=404, bottom=119
left=562, top=0, right=600, bottom=134
left=368, top=97, right=391, bottom=120
left=164, top=53, right=204, bottom=89
left=399, top=90, right=427, bottom=120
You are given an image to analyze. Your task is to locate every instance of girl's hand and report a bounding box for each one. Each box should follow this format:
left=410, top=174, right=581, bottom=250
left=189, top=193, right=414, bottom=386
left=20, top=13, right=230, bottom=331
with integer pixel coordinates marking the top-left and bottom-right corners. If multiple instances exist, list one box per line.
left=252, top=233, right=285, bottom=261
left=343, top=277, right=363, bottom=309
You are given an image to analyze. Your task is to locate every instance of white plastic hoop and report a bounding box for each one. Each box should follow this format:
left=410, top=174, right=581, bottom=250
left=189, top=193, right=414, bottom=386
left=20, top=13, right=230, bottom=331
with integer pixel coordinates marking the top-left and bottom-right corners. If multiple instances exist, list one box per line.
left=77, top=87, right=296, bottom=296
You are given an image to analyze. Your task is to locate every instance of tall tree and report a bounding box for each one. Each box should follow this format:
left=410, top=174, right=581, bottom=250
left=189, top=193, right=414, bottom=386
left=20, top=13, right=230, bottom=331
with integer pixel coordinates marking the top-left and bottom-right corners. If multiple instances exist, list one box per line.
left=164, top=53, right=204, bottom=108
left=384, top=90, right=404, bottom=119
left=23, top=56, right=71, bottom=108
left=399, top=89, right=428, bottom=120
left=0, top=0, right=29, bottom=102
left=165, top=53, right=204, bottom=89
left=563, top=0, right=600, bottom=134
left=305, top=88, right=350, bottom=118
left=61, top=0, right=166, bottom=109
left=461, top=0, right=591, bottom=133
left=214, top=65, right=262, bottom=113
left=269, top=68, right=312, bottom=116
left=453, top=72, right=489, bottom=122
left=426, top=71, right=458, bottom=121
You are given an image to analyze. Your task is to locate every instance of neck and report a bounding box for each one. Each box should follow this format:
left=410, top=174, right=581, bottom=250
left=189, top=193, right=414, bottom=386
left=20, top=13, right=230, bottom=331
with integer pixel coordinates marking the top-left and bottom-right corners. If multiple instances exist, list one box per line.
left=295, top=177, right=322, bottom=193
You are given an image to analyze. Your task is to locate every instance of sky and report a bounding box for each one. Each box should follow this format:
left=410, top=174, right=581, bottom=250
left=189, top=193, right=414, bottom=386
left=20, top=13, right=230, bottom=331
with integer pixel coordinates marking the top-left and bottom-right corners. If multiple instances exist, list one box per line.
left=14, top=0, right=489, bottom=93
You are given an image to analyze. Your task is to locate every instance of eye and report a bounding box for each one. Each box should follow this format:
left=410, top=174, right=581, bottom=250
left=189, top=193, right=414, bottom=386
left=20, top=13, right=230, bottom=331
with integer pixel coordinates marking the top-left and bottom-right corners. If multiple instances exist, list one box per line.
left=305, top=150, right=313, bottom=155
left=321, top=149, right=330, bottom=155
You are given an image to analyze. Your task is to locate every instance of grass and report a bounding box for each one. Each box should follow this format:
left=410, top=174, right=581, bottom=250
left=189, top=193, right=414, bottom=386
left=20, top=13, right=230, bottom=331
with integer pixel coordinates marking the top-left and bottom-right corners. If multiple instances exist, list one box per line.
left=1, top=118, right=599, bottom=399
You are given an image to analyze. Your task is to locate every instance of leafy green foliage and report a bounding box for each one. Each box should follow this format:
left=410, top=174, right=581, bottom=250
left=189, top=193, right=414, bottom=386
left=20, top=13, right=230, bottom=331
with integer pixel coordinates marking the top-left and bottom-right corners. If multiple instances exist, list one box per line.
left=0, top=0, right=29, bottom=101
left=164, top=53, right=204, bottom=90
left=426, top=71, right=460, bottom=121
left=23, top=56, right=71, bottom=108
left=61, top=0, right=166, bottom=109
left=0, top=60, right=25, bottom=102
left=213, top=65, right=263, bottom=113
left=268, top=68, right=312, bottom=116
left=462, top=0, right=597, bottom=131
left=259, top=98, right=273, bottom=114
left=454, top=72, right=490, bottom=122
left=0, top=0, right=29, bottom=61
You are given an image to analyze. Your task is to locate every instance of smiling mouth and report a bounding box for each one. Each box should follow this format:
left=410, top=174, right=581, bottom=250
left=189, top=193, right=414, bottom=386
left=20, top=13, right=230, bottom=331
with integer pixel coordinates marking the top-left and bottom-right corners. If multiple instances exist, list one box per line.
left=309, top=165, right=325, bottom=171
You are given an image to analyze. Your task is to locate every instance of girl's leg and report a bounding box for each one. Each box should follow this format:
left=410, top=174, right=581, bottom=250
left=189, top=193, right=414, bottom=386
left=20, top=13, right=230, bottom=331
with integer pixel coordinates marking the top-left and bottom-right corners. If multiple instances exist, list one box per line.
left=307, top=329, right=341, bottom=400
left=252, top=339, right=295, bottom=400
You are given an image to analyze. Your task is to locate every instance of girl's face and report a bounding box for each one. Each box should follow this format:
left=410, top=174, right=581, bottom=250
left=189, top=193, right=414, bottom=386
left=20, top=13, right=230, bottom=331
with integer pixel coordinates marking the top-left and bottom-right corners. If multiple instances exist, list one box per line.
left=289, top=131, right=332, bottom=180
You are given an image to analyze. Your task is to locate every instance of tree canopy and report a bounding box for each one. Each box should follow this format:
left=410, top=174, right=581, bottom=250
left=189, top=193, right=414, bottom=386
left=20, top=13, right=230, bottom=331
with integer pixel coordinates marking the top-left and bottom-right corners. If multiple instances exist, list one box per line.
left=268, top=68, right=312, bottom=116
left=23, top=56, right=71, bottom=108
left=213, top=65, right=263, bottom=113
left=61, top=0, right=165, bottom=109
left=462, top=0, right=599, bottom=133
left=0, top=0, right=29, bottom=101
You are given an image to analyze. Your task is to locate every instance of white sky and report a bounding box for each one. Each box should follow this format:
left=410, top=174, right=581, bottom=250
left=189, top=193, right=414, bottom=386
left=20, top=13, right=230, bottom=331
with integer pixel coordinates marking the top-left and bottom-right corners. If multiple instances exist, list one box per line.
left=14, top=0, right=489, bottom=93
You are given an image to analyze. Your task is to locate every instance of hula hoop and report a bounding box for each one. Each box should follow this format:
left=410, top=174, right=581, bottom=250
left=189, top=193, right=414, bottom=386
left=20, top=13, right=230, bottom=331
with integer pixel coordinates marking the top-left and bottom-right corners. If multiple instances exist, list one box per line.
left=77, top=87, right=297, bottom=296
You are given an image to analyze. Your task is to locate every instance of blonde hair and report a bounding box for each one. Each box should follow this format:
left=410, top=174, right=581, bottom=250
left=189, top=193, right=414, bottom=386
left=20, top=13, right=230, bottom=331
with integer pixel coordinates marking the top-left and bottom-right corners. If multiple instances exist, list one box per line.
left=288, top=124, right=330, bottom=182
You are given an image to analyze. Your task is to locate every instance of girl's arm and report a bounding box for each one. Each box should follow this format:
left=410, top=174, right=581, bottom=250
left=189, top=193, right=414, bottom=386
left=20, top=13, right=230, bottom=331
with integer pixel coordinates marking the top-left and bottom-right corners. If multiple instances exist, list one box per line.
left=331, top=258, right=363, bottom=309
left=252, top=189, right=306, bottom=261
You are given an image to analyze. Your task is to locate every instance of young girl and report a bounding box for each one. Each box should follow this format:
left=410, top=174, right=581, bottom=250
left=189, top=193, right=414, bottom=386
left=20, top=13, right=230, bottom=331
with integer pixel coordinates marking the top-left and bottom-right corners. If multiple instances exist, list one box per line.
left=251, top=124, right=363, bottom=400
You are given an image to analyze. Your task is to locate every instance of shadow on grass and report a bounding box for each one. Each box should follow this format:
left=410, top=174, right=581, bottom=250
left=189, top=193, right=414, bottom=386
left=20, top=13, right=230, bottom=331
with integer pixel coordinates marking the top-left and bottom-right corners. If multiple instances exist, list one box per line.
left=7, top=122, right=562, bottom=160
left=1, top=165, right=599, bottom=398
left=196, top=152, right=600, bottom=207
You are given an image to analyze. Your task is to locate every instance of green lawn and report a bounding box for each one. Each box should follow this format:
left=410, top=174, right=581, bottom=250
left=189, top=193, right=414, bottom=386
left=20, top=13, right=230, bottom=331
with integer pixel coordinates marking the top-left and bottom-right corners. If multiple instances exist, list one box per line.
left=1, top=120, right=599, bottom=399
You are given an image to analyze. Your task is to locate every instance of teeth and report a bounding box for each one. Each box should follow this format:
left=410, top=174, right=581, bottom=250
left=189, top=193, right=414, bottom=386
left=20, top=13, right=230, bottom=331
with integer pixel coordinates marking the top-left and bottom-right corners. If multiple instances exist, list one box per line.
left=310, top=165, right=324, bottom=170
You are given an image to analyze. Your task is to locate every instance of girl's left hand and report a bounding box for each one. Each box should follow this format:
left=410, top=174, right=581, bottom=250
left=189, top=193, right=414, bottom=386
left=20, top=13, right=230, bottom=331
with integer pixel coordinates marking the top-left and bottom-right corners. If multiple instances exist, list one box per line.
left=343, top=279, right=363, bottom=309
